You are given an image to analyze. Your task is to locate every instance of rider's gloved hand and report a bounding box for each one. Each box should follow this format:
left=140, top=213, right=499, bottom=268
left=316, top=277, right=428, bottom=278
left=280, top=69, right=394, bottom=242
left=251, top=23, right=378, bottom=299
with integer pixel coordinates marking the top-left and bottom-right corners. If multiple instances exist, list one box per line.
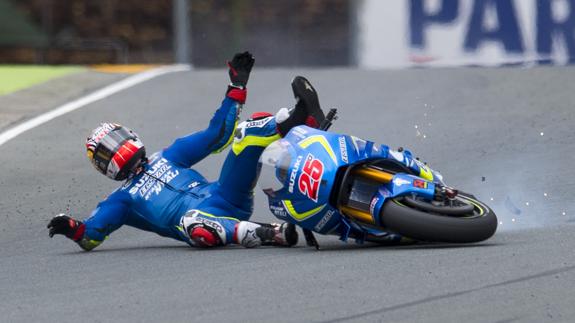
left=227, top=51, right=255, bottom=88
left=47, top=214, right=85, bottom=241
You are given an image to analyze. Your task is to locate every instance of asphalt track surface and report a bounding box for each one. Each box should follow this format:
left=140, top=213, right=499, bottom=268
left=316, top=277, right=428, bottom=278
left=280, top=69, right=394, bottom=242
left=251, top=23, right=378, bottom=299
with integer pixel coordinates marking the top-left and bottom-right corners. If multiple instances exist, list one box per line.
left=1, top=67, right=575, bottom=323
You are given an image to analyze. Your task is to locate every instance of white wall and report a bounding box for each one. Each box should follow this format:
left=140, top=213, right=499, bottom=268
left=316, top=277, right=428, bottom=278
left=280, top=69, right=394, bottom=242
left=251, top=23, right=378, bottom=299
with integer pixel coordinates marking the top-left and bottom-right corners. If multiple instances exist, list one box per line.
left=357, top=0, right=575, bottom=68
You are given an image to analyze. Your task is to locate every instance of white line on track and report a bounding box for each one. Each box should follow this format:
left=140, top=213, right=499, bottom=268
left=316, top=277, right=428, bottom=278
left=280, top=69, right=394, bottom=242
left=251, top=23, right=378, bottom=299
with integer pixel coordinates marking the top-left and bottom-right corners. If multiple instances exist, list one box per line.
left=0, top=64, right=191, bottom=147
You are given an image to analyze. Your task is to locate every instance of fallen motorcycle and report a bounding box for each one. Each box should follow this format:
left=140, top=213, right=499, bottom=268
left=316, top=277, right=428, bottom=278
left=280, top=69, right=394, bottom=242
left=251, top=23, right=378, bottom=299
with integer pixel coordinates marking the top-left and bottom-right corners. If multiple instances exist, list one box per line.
left=259, top=109, right=497, bottom=248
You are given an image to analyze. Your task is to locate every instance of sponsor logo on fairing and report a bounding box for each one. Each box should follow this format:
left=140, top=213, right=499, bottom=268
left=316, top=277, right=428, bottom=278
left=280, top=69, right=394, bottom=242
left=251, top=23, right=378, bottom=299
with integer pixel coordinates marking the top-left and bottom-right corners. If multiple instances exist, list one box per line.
left=393, top=178, right=411, bottom=187
left=413, top=179, right=428, bottom=189
left=370, top=197, right=379, bottom=215
left=298, top=153, right=324, bottom=202
left=188, top=181, right=200, bottom=189
left=270, top=205, right=288, bottom=218
left=288, top=155, right=304, bottom=193
left=338, top=136, right=348, bottom=163
left=314, top=209, right=335, bottom=232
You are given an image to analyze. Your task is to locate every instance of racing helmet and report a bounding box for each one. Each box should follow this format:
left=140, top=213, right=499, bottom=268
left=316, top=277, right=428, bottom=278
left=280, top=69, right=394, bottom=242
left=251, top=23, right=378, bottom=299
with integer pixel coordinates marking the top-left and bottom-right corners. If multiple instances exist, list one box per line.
left=86, top=123, right=146, bottom=181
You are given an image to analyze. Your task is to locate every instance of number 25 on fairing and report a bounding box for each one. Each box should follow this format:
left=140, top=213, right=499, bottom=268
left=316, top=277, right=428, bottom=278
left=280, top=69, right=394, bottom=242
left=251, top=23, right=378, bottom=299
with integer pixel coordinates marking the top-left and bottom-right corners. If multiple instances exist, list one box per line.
left=298, top=153, right=324, bottom=202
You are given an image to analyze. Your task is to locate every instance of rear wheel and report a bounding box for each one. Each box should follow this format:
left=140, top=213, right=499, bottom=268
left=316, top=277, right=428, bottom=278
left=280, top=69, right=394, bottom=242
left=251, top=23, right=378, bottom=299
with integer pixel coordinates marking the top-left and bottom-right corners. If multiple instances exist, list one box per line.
left=380, top=193, right=497, bottom=243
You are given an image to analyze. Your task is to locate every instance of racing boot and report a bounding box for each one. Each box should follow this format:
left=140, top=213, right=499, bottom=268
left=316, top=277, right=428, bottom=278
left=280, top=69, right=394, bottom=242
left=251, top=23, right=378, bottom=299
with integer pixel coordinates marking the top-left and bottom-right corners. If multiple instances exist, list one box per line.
left=276, top=76, right=326, bottom=136
left=235, top=221, right=298, bottom=248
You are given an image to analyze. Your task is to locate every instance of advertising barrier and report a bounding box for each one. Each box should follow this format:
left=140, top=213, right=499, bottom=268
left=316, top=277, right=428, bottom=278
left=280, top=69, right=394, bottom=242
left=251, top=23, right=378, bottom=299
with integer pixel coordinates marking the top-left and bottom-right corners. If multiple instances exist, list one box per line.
left=358, top=0, right=575, bottom=68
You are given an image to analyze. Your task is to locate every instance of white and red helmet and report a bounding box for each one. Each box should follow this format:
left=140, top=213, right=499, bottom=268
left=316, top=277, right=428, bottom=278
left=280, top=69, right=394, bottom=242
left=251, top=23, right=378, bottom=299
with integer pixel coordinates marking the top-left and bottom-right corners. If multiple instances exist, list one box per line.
left=86, top=123, right=146, bottom=181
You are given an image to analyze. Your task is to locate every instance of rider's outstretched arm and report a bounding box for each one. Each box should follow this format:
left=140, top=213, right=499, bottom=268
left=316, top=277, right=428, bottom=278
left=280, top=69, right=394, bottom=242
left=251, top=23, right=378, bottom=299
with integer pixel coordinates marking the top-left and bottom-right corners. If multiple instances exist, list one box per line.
left=48, top=190, right=130, bottom=251
left=163, top=52, right=255, bottom=168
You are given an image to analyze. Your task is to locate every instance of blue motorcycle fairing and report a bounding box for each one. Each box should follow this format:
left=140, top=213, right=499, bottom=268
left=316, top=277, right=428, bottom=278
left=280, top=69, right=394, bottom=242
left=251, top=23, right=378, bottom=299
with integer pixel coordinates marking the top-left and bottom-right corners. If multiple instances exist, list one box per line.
left=263, top=126, right=354, bottom=235
left=369, top=173, right=436, bottom=221
left=389, top=173, right=436, bottom=199
left=262, top=126, right=442, bottom=241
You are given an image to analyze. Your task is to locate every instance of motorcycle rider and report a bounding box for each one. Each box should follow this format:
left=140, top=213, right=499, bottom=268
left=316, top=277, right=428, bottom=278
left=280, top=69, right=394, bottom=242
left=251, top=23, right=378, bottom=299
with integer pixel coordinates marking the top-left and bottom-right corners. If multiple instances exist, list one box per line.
left=47, top=52, right=325, bottom=250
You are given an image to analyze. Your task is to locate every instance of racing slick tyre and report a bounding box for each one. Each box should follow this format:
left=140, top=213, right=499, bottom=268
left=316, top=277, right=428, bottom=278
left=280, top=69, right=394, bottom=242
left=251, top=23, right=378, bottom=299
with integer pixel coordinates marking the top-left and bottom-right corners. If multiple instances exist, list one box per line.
left=379, top=192, right=498, bottom=243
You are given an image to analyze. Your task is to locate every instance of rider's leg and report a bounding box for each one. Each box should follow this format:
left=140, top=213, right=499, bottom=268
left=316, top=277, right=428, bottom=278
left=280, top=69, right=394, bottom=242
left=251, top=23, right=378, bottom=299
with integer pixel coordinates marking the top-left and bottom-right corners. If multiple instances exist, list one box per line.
left=277, top=75, right=325, bottom=136
left=180, top=208, right=297, bottom=248
left=216, top=114, right=279, bottom=209
left=217, top=76, right=325, bottom=210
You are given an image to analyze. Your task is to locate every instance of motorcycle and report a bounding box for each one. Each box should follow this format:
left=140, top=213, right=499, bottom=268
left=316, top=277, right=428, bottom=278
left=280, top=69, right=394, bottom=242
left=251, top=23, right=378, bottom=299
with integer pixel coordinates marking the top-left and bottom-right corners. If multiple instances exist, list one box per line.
left=259, top=109, right=497, bottom=248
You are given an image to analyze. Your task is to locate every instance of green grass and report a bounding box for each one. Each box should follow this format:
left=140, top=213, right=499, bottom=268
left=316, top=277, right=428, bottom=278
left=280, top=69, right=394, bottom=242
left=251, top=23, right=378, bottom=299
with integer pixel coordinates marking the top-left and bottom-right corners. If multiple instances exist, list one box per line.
left=0, top=65, right=84, bottom=95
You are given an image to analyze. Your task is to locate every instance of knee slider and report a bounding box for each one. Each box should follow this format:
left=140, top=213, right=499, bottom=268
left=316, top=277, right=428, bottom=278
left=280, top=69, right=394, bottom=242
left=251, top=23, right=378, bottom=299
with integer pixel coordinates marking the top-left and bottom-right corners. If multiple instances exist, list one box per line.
left=189, top=226, right=220, bottom=247
left=182, top=210, right=227, bottom=247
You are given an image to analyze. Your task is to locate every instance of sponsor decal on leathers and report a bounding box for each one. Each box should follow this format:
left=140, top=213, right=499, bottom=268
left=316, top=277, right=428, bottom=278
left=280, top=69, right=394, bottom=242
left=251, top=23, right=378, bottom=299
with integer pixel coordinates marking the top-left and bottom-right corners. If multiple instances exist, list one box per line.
left=128, top=158, right=179, bottom=200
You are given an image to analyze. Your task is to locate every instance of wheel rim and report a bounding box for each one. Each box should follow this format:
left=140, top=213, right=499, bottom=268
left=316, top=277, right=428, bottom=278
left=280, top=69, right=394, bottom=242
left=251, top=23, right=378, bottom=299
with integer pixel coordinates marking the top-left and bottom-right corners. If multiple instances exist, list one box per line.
left=402, top=195, right=476, bottom=217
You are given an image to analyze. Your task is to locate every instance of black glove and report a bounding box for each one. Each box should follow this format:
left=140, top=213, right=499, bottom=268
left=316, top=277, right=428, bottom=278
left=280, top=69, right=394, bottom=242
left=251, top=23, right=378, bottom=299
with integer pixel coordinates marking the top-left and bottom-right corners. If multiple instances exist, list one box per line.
left=47, top=214, right=85, bottom=241
left=227, top=51, right=255, bottom=88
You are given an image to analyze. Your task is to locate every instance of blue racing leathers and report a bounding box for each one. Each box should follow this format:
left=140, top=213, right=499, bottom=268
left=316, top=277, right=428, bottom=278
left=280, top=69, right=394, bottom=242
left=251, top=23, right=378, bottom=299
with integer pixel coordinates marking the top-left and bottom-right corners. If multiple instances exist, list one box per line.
left=76, top=95, right=280, bottom=251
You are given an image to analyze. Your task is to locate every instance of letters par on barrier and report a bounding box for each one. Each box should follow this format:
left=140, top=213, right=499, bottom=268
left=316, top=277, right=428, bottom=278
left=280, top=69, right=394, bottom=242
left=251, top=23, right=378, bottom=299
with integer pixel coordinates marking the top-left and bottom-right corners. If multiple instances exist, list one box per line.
left=358, top=0, right=575, bottom=68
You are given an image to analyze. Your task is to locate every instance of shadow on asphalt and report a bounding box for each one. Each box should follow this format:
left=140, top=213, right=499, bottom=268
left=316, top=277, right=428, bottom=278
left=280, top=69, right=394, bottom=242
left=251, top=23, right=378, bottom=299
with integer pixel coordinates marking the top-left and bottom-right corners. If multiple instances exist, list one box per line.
left=55, top=239, right=501, bottom=255
left=303, top=241, right=502, bottom=252
left=57, top=243, right=195, bottom=255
